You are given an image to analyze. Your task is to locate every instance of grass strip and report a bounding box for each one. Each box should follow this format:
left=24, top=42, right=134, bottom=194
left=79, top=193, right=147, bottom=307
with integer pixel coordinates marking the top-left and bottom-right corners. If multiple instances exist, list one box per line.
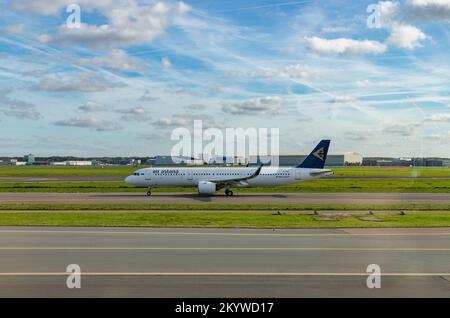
left=1, top=179, right=450, bottom=192
left=0, top=212, right=450, bottom=228
left=1, top=166, right=450, bottom=177
left=0, top=203, right=449, bottom=211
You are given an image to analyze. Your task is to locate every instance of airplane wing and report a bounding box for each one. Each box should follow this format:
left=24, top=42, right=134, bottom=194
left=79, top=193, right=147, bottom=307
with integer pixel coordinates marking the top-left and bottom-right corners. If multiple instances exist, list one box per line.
left=210, top=165, right=263, bottom=187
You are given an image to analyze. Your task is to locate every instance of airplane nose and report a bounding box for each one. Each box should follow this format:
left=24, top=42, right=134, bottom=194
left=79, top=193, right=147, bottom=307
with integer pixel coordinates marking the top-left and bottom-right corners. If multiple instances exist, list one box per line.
left=124, top=176, right=131, bottom=184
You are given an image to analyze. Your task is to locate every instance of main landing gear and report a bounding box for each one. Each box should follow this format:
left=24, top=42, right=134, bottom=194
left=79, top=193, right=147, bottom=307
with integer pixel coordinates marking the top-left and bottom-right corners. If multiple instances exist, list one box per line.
left=146, top=187, right=152, bottom=196
left=225, top=189, right=234, bottom=196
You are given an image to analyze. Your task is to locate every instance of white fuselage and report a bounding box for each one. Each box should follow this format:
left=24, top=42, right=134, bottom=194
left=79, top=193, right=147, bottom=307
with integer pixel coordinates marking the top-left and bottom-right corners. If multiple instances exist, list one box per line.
left=124, top=166, right=333, bottom=188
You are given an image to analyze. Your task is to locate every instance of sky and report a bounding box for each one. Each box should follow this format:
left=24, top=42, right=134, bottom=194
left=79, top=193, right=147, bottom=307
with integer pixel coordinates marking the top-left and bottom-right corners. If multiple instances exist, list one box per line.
left=0, top=0, right=449, bottom=157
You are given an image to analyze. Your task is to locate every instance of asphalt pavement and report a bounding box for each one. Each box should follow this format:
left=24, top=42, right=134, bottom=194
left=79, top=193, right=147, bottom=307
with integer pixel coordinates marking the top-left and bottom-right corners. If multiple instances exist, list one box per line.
left=0, top=226, right=449, bottom=297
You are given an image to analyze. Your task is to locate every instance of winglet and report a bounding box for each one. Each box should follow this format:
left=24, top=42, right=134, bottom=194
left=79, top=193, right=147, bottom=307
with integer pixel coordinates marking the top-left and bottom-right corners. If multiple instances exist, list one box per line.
left=251, top=164, right=263, bottom=178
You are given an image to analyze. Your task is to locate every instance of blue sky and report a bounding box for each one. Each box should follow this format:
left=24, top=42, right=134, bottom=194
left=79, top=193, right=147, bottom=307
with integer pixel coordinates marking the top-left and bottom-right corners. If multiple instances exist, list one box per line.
left=0, top=0, right=449, bottom=157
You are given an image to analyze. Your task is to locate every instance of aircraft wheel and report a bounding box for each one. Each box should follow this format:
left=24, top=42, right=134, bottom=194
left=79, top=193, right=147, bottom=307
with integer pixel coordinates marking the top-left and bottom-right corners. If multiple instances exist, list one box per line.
left=225, top=190, right=233, bottom=196
left=146, top=189, right=152, bottom=196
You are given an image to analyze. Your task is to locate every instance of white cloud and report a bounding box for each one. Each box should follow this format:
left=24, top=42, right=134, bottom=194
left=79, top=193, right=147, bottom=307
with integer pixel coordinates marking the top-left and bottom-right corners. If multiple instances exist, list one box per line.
left=0, top=24, right=24, bottom=35
left=353, top=80, right=397, bottom=88
left=382, top=123, right=421, bottom=136
left=305, top=3, right=426, bottom=55
left=424, top=132, right=450, bottom=140
left=161, top=57, right=172, bottom=68
left=345, top=130, right=376, bottom=141
left=10, top=0, right=114, bottom=15
left=153, top=115, right=192, bottom=127
left=379, top=1, right=400, bottom=26
left=331, top=96, right=357, bottom=103
left=226, top=69, right=276, bottom=79
left=115, top=106, right=152, bottom=121
left=222, top=96, right=283, bottom=115
left=138, top=90, right=158, bottom=102
left=36, top=72, right=125, bottom=92
left=304, top=37, right=387, bottom=55
left=185, top=104, right=207, bottom=111
left=53, top=117, right=121, bottom=131
left=177, top=1, right=191, bottom=14
left=321, top=26, right=351, bottom=33
left=387, top=24, right=427, bottom=50
left=153, top=113, right=216, bottom=128
left=283, top=64, right=316, bottom=79
left=0, top=88, right=42, bottom=120
left=406, top=0, right=450, bottom=21
left=79, top=49, right=144, bottom=72
left=79, top=101, right=108, bottom=112
left=424, top=112, right=450, bottom=122
left=37, top=1, right=191, bottom=48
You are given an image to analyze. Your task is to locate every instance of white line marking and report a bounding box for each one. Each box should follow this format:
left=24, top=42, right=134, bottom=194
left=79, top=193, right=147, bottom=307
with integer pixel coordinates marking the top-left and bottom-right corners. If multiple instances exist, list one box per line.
left=0, top=247, right=449, bottom=251
left=1, top=229, right=450, bottom=237
left=0, top=272, right=448, bottom=277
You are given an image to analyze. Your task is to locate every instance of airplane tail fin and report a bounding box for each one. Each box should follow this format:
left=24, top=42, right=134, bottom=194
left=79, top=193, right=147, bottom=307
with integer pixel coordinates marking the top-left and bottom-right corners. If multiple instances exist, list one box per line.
left=296, top=140, right=330, bottom=169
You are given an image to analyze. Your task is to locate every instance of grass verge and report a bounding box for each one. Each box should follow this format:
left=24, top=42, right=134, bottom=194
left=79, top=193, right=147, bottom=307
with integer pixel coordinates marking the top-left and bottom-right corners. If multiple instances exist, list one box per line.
left=0, top=203, right=449, bottom=211
left=1, top=165, right=450, bottom=177
left=1, top=179, right=450, bottom=192
left=0, top=212, right=450, bottom=228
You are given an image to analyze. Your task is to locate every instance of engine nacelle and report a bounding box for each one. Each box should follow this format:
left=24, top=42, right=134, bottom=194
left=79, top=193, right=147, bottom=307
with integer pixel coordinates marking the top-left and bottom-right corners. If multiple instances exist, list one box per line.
left=197, top=181, right=218, bottom=194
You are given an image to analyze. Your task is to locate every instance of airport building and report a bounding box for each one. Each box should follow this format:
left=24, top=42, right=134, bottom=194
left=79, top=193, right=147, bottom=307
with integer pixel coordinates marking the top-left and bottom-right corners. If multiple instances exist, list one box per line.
left=412, top=158, right=450, bottom=167
left=66, top=161, right=92, bottom=166
left=363, top=157, right=412, bottom=166
left=24, top=154, right=35, bottom=165
left=146, top=155, right=248, bottom=166
left=363, top=157, right=450, bottom=167
left=249, top=152, right=363, bottom=167
left=147, top=155, right=204, bottom=166
left=208, top=155, right=247, bottom=166
left=7, top=159, right=26, bottom=166
left=50, top=161, right=92, bottom=166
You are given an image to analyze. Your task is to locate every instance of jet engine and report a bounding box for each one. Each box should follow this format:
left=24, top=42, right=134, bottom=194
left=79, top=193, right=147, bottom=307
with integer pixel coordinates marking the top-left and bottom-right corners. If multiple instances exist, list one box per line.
left=197, top=181, right=218, bottom=194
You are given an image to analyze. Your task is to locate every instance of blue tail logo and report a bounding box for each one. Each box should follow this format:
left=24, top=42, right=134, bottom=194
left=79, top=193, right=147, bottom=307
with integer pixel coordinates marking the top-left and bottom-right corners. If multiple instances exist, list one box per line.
left=312, top=147, right=325, bottom=161
left=296, top=140, right=330, bottom=169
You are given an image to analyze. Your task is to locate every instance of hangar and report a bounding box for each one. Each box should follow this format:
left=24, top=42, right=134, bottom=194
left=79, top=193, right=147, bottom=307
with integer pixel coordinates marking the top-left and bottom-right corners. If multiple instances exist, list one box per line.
left=147, top=153, right=363, bottom=167
left=250, top=152, right=363, bottom=167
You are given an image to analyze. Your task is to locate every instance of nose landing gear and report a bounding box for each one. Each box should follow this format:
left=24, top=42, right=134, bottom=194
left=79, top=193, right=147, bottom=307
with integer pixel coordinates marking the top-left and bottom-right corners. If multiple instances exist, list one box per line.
left=146, top=187, right=152, bottom=196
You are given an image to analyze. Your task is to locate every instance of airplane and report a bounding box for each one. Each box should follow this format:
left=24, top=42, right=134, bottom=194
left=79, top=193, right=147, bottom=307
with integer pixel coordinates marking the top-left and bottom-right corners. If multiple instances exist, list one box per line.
left=124, top=139, right=332, bottom=196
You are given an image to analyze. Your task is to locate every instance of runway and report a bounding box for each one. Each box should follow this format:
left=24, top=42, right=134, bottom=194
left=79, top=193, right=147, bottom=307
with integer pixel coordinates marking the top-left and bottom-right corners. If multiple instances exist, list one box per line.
left=0, top=226, right=449, bottom=297
left=1, top=192, right=450, bottom=204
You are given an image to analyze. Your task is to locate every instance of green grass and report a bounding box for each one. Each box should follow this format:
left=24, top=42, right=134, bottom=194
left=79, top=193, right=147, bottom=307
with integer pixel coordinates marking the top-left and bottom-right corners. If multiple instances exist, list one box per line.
left=0, top=203, right=448, bottom=211
left=0, top=165, right=142, bottom=177
left=1, top=179, right=450, bottom=192
left=331, top=166, right=450, bottom=177
left=0, top=165, right=449, bottom=177
left=0, top=181, right=134, bottom=192
left=0, top=212, right=449, bottom=228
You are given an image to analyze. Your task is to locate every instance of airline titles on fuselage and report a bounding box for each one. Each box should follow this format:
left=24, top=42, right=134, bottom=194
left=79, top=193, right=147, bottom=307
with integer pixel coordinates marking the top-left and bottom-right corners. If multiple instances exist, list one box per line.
left=153, top=169, right=180, bottom=174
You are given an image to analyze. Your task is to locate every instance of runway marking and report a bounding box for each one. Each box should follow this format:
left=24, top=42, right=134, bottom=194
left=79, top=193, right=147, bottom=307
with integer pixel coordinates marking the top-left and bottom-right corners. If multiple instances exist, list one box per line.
left=1, top=229, right=450, bottom=237
left=0, top=247, right=450, bottom=251
left=0, top=272, right=449, bottom=277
